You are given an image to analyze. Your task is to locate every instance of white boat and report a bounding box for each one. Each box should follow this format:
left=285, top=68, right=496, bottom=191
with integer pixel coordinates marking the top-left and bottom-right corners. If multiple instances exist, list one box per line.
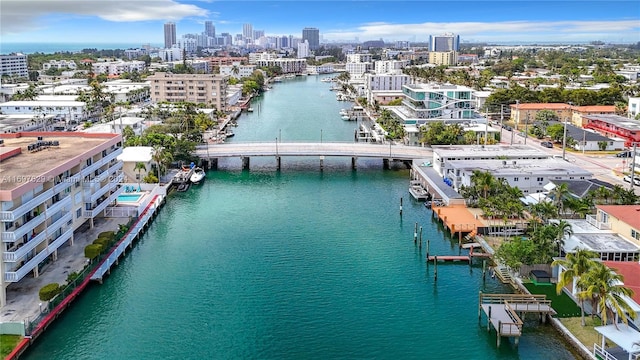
left=190, top=167, right=205, bottom=184
left=339, top=109, right=348, bottom=116
left=247, top=107, right=254, bottom=112
left=341, top=115, right=351, bottom=121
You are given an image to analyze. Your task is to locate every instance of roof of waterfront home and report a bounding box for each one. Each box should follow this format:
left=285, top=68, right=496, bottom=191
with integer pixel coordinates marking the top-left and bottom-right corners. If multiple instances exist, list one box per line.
left=602, top=261, right=640, bottom=305
left=431, top=144, right=549, bottom=159
left=596, top=205, right=640, bottom=230
left=448, top=158, right=592, bottom=177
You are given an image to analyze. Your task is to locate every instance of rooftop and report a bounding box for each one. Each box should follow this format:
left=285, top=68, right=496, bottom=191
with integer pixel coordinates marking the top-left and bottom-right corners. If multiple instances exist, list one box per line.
left=597, top=205, right=640, bottom=230
left=448, top=158, right=592, bottom=177
left=602, top=262, right=640, bottom=305
left=0, top=100, right=86, bottom=107
left=117, top=146, right=153, bottom=163
left=584, top=114, right=640, bottom=131
left=432, top=144, right=549, bottom=158
left=0, top=132, right=119, bottom=195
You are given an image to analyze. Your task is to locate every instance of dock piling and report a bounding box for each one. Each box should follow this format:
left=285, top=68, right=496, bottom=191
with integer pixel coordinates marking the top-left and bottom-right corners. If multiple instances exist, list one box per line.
left=399, top=197, right=403, bottom=216
left=419, top=227, right=423, bottom=250
left=434, top=256, right=437, bottom=281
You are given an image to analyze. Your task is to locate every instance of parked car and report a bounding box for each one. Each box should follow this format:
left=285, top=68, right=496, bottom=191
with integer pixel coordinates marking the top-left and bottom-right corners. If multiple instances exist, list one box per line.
left=623, top=175, right=640, bottom=186
left=502, top=124, right=512, bottom=131
left=616, top=151, right=633, bottom=158
left=541, top=141, right=554, bottom=148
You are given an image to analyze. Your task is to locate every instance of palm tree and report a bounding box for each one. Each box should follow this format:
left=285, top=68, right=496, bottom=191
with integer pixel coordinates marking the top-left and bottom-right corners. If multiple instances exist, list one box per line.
left=151, top=145, right=173, bottom=182
left=551, top=183, right=570, bottom=216
left=471, top=170, right=496, bottom=200
left=553, top=220, right=573, bottom=257
left=579, top=262, right=636, bottom=329
left=552, top=249, right=599, bottom=326
left=134, top=162, right=146, bottom=188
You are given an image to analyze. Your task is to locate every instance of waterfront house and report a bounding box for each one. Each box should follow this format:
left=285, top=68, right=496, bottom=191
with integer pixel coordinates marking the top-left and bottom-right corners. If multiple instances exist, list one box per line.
left=0, top=132, right=124, bottom=308
left=117, top=146, right=154, bottom=183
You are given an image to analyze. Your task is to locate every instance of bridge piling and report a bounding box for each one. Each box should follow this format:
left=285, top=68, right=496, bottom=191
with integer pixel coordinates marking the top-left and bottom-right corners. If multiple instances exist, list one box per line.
left=210, top=158, right=218, bottom=170
left=351, top=156, right=357, bottom=169
left=383, top=158, right=390, bottom=169
left=276, top=156, right=281, bottom=171
left=319, top=156, right=324, bottom=171
left=242, top=156, right=250, bottom=170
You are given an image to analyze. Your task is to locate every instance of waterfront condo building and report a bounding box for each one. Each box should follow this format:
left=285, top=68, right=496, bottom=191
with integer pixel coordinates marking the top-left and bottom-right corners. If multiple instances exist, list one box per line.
left=147, top=72, right=228, bottom=110
left=0, top=53, right=29, bottom=79
left=389, top=84, right=477, bottom=125
left=0, top=132, right=124, bottom=307
left=255, top=58, right=306, bottom=74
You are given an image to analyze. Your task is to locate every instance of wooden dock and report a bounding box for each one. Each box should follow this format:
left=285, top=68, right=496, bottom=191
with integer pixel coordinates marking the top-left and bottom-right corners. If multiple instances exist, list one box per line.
left=428, top=255, right=470, bottom=263
left=478, top=292, right=554, bottom=347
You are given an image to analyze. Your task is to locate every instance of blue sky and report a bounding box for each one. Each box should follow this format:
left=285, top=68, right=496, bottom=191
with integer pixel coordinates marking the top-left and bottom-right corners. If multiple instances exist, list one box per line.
left=2, top=0, right=639, bottom=45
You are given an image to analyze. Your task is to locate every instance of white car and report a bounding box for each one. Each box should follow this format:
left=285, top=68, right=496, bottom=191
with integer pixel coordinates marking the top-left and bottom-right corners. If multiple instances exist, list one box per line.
left=623, top=175, right=640, bottom=186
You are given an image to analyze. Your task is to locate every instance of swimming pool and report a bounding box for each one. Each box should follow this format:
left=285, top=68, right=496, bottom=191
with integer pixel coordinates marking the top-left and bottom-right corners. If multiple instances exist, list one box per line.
left=117, top=193, right=143, bottom=203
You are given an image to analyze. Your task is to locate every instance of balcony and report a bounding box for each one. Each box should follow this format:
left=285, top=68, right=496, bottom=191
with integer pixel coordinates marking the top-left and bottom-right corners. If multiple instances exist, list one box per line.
left=1, top=212, right=46, bottom=242
left=80, top=148, right=122, bottom=178
left=45, top=194, right=72, bottom=219
left=586, top=214, right=611, bottom=230
left=3, top=228, right=73, bottom=282
left=52, top=179, right=72, bottom=194
left=84, top=186, right=124, bottom=218
left=47, top=212, right=72, bottom=237
left=0, top=188, right=53, bottom=222
left=86, top=174, right=123, bottom=204
left=3, top=231, right=47, bottom=262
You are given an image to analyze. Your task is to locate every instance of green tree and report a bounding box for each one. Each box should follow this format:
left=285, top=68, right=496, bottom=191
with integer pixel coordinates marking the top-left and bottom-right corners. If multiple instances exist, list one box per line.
left=552, top=249, right=599, bottom=326
left=134, top=162, right=146, bottom=188
left=579, top=262, right=636, bottom=329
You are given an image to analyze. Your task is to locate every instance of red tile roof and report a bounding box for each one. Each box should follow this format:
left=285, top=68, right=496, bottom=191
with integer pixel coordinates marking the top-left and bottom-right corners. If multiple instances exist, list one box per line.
left=603, top=261, right=640, bottom=305
left=597, top=205, right=640, bottom=231
left=574, top=105, right=616, bottom=113
left=510, top=103, right=570, bottom=110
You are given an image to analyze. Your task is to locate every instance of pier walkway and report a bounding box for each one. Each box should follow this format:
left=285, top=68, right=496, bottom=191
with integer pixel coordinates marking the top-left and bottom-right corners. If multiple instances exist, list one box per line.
left=478, top=292, right=554, bottom=347
left=90, top=194, right=163, bottom=283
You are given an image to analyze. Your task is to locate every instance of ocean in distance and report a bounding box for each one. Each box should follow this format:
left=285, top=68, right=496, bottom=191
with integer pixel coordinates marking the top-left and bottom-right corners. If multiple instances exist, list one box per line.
left=1, top=42, right=161, bottom=54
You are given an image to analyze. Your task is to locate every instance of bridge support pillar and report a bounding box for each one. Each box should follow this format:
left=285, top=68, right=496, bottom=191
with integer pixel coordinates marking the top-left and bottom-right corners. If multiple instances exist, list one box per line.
left=242, top=157, right=250, bottom=170
left=351, top=157, right=357, bottom=170
left=319, top=156, right=324, bottom=171
left=383, top=158, right=390, bottom=169
left=210, top=158, right=218, bottom=170
left=276, top=156, right=281, bottom=171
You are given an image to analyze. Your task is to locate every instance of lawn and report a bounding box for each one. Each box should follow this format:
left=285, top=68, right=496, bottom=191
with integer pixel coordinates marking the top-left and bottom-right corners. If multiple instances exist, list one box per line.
left=0, top=334, right=22, bottom=358
left=559, top=317, right=604, bottom=350
left=523, top=281, right=582, bottom=317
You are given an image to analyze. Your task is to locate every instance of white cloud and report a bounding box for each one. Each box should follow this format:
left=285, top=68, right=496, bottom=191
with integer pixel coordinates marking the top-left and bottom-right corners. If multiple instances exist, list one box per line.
left=1, top=0, right=208, bottom=35
left=323, top=20, right=640, bottom=43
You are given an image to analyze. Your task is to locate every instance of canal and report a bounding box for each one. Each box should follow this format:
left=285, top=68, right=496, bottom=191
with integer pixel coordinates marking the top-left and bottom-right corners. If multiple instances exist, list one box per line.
left=24, top=75, right=577, bottom=359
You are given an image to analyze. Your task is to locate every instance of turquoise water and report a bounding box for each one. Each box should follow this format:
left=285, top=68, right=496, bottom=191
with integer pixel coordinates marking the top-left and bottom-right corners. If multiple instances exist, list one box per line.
left=117, top=194, right=143, bottom=202
left=24, top=75, right=577, bottom=359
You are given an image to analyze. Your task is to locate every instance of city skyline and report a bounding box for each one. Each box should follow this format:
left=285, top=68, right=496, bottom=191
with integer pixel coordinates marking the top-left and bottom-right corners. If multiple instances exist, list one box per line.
left=1, top=0, right=639, bottom=45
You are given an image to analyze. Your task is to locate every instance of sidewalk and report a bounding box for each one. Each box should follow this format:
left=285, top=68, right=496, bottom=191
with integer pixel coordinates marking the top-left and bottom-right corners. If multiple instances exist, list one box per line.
left=0, top=217, right=126, bottom=324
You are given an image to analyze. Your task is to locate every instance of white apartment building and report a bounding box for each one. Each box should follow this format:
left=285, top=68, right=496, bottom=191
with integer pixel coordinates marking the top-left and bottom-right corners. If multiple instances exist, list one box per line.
left=346, top=53, right=373, bottom=63
left=177, top=37, right=198, bottom=54
left=345, top=62, right=372, bottom=79
left=0, top=132, right=124, bottom=307
left=306, top=64, right=334, bottom=74
left=166, top=60, right=210, bottom=74
left=629, top=97, right=640, bottom=118
left=219, top=63, right=257, bottom=79
left=157, top=47, right=183, bottom=62
left=255, top=58, right=306, bottom=74
left=0, top=54, right=29, bottom=78
left=364, top=73, right=410, bottom=105
left=298, top=41, right=310, bottom=59
left=42, top=60, right=78, bottom=71
left=374, top=60, right=410, bottom=75
left=0, top=100, right=87, bottom=124
left=449, top=158, right=592, bottom=195
left=248, top=52, right=279, bottom=64
left=91, top=61, right=145, bottom=76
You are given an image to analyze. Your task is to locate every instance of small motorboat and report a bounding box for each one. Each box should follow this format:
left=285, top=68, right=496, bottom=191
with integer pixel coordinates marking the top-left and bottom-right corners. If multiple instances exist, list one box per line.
left=225, top=130, right=235, bottom=138
left=190, top=167, right=205, bottom=184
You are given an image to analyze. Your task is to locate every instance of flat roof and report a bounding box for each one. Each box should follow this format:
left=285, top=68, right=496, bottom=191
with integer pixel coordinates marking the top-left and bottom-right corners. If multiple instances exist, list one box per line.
left=564, top=233, right=639, bottom=253
left=448, top=158, right=592, bottom=177
left=432, top=144, right=548, bottom=158
left=0, top=100, right=86, bottom=107
left=0, top=132, right=118, bottom=194
left=117, top=146, right=153, bottom=163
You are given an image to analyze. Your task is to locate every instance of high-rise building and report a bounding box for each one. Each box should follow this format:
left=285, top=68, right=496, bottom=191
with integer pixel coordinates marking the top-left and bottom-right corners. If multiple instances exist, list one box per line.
left=429, top=33, right=460, bottom=52
left=0, top=53, right=29, bottom=78
left=243, top=23, right=253, bottom=42
left=298, top=40, right=309, bottom=59
left=302, top=27, right=320, bottom=50
left=164, top=22, right=177, bottom=49
left=205, top=21, right=215, bottom=38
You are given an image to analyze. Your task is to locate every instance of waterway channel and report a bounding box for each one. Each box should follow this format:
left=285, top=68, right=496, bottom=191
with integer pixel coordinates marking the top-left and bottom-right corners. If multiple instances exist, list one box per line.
left=24, top=75, right=578, bottom=359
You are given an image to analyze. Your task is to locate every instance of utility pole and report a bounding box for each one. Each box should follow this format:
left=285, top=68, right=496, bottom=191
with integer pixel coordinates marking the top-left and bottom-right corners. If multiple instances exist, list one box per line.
left=511, top=101, right=518, bottom=145
left=500, top=104, right=504, bottom=144
left=524, top=113, right=529, bottom=145
left=562, top=102, right=572, bottom=161
left=630, top=143, right=637, bottom=191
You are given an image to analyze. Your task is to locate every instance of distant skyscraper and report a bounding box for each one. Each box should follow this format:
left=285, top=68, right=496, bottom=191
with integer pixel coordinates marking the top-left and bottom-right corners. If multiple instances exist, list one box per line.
left=205, top=21, right=215, bottom=38
left=429, top=33, right=460, bottom=52
left=302, top=27, right=320, bottom=50
left=243, top=23, right=253, bottom=41
left=164, top=22, right=176, bottom=49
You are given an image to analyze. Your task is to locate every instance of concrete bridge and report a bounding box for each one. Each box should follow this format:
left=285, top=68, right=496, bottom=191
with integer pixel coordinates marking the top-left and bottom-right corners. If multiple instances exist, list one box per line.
left=195, top=142, right=433, bottom=170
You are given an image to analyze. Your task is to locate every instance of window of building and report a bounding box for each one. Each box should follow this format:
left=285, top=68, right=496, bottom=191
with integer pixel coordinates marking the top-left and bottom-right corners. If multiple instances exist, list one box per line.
left=76, top=208, right=82, bottom=219
left=632, top=229, right=640, bottom=240
left=536, top=177, right=543, bottom=182
left=513, top=177, right=519, bottom=182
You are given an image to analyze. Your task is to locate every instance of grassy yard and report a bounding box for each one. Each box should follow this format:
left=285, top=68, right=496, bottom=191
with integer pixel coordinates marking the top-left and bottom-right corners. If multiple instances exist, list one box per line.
left=559, top=317, right=605, bottom=349
left=0, top=334, right=22, bottom=358
left=523, top=281, right=582, bottom=317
